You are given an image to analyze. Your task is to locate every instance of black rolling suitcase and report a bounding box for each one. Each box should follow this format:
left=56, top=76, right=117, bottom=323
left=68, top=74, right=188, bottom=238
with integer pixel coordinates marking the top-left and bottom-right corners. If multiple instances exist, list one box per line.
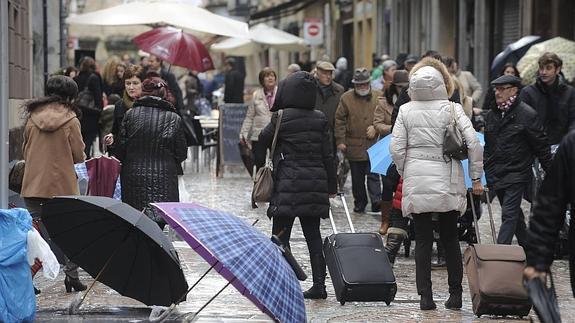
left=323, top=193, right=397, bottom=305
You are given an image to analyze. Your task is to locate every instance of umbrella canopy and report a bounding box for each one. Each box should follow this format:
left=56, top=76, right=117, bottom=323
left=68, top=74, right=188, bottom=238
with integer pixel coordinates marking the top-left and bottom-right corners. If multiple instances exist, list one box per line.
left=517, top=37, right=575, bottom=84
left=369, top=133, right=486, bottom=187
left=133, top=27, right=214, bottom=72
left=66, top=1, right=249, bottom=39
left=152, top=202, right=306, bottom=323
left=490, top=35, right=544, bottom=79
left=42, top=196, right=188, bottom=306
left=211, top=23, right=308, bottom=56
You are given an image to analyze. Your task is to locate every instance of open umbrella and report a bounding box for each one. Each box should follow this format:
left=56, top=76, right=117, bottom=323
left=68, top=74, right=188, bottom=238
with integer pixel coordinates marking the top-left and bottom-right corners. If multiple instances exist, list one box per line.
left=152, top=202, right=306, bottom=323
left=517, top=37, right=575, bottom=84
left=66, top=1, right=249, bottom=39
left=490, top=35, right=544, bottom=79
left=367, top=134, right=394, bottom=175
left=41, top=196, right=188, bottom=307
left=134, top=27, right=214, bottom=72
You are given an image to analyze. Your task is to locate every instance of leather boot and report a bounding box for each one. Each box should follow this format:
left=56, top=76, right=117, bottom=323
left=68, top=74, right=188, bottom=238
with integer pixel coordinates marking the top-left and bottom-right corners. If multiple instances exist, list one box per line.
left=444, top=292, right=462, bottom=309
left=384, top=231, right=405, bottom=264
left=378, top=201, right=392, bottom=235
left=65, top=275, right=87, bottom=293
left=303, top=253, right=327, bottom=299
left=420, top=293, right=437, bottom=310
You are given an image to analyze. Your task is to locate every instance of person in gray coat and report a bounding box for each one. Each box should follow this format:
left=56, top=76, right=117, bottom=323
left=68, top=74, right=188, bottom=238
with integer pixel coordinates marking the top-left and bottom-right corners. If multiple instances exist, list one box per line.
left=391, top=57, right=484, bottom=311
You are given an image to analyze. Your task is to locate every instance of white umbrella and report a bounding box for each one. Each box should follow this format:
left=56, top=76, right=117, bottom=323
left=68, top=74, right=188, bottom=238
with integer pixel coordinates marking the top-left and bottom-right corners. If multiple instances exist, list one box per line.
left=211, top=23, right=308, bottom=56
left=66, top=1, right=249, bottom=39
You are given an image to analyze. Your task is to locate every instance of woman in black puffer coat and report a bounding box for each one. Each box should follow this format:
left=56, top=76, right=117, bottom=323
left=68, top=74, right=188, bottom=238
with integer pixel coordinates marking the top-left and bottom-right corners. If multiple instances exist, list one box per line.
left=257, top=71, right=337, bottom=299
left=116, top=77, right=188, bottom=229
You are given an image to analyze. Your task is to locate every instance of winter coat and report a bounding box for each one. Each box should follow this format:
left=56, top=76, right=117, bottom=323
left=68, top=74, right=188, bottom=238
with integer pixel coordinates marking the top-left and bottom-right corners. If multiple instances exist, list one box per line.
left=21, top=103, right=86, bottom=198
left=525, top=130, right=575, bottom=296
left=116, top=96, right=188, bottom=216
left=455, top=70, right=482, bottom=105
left=391, top=178, right=403, bottom=210
left=484, top=98, right=552, bottom=189
left=239, top=87, right=275, bottom=141
left=258, top=72, right=337, bottom=219
left=315, top=81, right=345, bottom=150
left=373, top=99, right=393, bottom=137
left=334, top=89, right=383, bottom=161
left=519, top=76, right=575, bottom=145
left=390, top=65, right=483, bottom=216
left=74, top=71, right=103, bottom=134
left=224, top=70, right=244, bottom=103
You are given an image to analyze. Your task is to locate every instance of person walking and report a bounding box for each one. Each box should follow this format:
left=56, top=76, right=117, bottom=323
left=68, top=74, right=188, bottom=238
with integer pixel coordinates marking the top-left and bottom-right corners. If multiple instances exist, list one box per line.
left=523, top=130, right=575, bottom=295
left=484, top=74, right=552, bottom=245
left=257, top=71, right=337, bottom=299
left=335, top=68, right=383, bottom=214
left=115, top=77, right=188, bottom=229
left=147, top=55, right=185, bottom=112
left=520, top=52, right=575, bottom=145
left=239, top=67, right=277, bottom=171
left=390, top=57, right=484, bottom=310
left=334, top=57, right=353, bottom=90
left=74, top=56, right=103, bottom=158
left=21, top=75, right=87, bottom=293
left=223, top=58, right=245, bottom=103
left=314, top=61, right=345, bottom=153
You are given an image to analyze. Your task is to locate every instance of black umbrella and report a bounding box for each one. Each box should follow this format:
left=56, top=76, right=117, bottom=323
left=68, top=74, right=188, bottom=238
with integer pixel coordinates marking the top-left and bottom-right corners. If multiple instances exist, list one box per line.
left=41, top=196, right=188, bottom=307
left=238, top=139, right=254, bottom=177
left=525, top=274, right=562, bottom=323
left=490, top=35, right=545, bottom=79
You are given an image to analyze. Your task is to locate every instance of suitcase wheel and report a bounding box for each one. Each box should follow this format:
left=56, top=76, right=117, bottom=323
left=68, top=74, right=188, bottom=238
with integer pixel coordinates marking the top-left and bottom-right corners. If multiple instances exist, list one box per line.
left=340, top=300, right=345, bottom=305
left=385, top=301, right=391, bottom=306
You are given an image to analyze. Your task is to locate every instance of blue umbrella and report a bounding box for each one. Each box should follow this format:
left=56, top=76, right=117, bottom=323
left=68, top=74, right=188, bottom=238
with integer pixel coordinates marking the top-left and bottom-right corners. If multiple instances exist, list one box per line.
left=462, top=132, right=486, bottom=187
left=368, top=134, right=393, bottom=175
left=152, top=203, right=306, bottom=323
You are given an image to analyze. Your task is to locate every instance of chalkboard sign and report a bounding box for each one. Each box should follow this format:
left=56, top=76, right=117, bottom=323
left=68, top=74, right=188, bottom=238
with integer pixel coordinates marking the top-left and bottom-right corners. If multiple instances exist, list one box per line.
left=219, top=103, right=249, bottom=167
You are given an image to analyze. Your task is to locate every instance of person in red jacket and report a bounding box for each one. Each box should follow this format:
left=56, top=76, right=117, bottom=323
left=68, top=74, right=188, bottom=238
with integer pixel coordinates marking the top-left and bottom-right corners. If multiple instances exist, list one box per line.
left=384, top=177, right=410, bottom=264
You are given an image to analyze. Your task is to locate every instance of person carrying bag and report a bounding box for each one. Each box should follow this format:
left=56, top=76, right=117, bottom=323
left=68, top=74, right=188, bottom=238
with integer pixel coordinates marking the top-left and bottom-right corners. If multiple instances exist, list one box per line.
left=252, top=110, right=283, bottom=205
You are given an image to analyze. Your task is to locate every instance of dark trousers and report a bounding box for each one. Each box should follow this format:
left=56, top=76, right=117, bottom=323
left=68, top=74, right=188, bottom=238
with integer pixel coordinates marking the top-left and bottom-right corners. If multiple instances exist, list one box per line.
left=272, top=216, right=323, bottom=257
left=349, top=160, right=382, bottom=211
left=24, top=198, right=80, bottom=279
left=495, top=183, right=527, bottom=245
left=251, top=140, right=266, bottom=172
left=413, top=211, right=462, bottom=296
left=82, top=131, right=99, bottom=158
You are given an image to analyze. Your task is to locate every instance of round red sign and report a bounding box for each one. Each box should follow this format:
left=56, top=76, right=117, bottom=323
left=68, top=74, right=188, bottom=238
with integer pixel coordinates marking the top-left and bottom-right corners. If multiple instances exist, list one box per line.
left=307, top=24, right=320, bottom=36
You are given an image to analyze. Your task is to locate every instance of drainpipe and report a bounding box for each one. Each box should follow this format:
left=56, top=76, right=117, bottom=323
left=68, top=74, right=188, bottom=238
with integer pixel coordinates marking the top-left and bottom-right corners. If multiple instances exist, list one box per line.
left=43, top=0, right=48, bottom=86
left=1, top=0, right=9, bottom=208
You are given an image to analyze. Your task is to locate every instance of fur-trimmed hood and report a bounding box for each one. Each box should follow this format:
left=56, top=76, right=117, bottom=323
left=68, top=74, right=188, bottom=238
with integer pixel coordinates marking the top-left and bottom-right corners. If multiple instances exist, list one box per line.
left=408, top=57, right=454, bottom=101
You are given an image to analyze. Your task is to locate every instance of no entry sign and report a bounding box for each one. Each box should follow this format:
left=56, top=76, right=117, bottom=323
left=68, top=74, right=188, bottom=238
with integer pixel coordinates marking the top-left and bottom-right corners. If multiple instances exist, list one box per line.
left=304, top=18, right=323, bottom=45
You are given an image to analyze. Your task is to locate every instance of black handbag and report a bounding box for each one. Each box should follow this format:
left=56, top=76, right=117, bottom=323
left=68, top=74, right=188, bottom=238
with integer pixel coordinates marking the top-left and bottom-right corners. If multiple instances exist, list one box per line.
left=76, top=85, right=101, bottom=114
left=8, top=160, right=25, bottom=193
left=252, top=110, right=283, bottom=203
left=443, top=102, right=468, bottom=160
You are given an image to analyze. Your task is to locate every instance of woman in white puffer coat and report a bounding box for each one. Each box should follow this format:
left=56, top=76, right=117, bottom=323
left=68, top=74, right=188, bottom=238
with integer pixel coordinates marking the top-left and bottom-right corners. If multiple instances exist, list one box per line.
left=390, top=57, right=484, bottom=311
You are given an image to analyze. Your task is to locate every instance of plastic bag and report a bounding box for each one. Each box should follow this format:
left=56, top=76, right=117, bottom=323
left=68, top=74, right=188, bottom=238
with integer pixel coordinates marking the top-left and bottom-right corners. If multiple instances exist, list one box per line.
left=27, top=228, right=59, bottom=279
left=0, top=208, right=35, bottom=323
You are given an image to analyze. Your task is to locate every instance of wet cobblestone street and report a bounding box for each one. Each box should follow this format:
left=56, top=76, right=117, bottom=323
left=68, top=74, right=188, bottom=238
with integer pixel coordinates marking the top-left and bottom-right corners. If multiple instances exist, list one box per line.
left=34, top=166, right=574, bottom=322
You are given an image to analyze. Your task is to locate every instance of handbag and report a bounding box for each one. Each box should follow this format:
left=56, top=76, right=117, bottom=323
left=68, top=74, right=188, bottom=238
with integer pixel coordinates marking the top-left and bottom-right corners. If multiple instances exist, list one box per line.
left=443, top=101, right=468, bottom=160
left=252, top=110, right=283, bottom=203
left=8, top=160, right=25, bottom=193
left=76, top=82, right=101, bottom=114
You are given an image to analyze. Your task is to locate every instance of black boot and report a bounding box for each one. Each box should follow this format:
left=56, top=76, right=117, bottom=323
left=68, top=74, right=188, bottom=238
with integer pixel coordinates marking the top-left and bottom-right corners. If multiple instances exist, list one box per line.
left=385, top=233, right=405, bottom=264
left=65, top=275, right=87, bottom=293
left=444, top=292, right=462, bottom=310
left=420, top=293, right=436, bottom=310
left=303, top=254, right=327, bottom=299
left=34, top=286, right=41, bottom=295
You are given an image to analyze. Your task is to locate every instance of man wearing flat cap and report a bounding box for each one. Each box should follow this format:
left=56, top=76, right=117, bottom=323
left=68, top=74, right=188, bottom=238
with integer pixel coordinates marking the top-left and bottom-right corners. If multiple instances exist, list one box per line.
left=315, top=61, right=345, bottom=150
left=484, top=74, right=552, bottom=246
left=335, top=67, right=382, bottom=214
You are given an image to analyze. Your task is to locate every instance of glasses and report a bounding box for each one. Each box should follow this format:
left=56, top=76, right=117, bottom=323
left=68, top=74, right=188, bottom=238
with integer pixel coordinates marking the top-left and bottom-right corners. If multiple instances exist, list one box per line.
left=494, top=86, right=515, bottom=92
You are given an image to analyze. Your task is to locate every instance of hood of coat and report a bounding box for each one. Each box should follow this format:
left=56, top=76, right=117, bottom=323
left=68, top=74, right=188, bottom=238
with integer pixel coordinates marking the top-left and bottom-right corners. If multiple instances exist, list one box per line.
left=408, top=66, right=449, bottom=101
left=271, top=71, right=317, bottom=111
left=30, top=103, right=77, bottom=132
left=408, top=57, right=454, bottom=101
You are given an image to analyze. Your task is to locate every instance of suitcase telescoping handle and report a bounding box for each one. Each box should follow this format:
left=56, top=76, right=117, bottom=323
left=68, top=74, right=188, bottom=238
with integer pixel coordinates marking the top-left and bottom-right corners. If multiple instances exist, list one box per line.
left=469, top=187, right=497, bottom=244
left=328, top=192, right=356, bottom=234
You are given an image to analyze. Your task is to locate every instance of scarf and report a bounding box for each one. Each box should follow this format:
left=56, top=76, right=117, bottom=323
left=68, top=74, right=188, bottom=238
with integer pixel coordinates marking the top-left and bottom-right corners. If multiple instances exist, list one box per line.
left=122, top=91, right=136, bottom=110
left=497, top=94, right=517, bottom=113
left=265, top=87, right=276, bottom=110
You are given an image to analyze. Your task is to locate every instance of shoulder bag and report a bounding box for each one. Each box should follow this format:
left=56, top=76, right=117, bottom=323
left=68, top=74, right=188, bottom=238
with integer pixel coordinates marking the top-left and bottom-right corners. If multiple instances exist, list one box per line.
left=8, top=160, right=25, bottom=193
left=443, top=101, right=468, bottom=160
left=252, top=110, right=283, bottom=203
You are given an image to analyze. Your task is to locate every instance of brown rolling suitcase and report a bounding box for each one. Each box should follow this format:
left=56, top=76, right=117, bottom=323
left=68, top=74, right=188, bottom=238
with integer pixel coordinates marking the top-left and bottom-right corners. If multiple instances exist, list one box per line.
left=463, top=189, right=532, bottom=318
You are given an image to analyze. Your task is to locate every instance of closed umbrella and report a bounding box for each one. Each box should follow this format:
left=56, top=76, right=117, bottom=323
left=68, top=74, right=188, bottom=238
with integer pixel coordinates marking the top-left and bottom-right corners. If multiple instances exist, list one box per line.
left=152, top=202, right=306, bottom=323
left=133, top=27, right=214, bottom=72
left=525, top=274, right=562, bottom=323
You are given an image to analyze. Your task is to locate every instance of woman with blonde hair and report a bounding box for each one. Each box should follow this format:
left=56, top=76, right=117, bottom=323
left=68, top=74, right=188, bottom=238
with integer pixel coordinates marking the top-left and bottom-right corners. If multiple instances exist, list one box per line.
left=390, top=57, right=484, bottom=310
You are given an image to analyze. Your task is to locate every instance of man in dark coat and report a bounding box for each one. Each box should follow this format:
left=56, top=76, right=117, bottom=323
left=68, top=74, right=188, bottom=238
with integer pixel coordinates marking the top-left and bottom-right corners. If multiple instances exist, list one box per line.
left=223, top=58, right=245, bottom=103
left=524, top=130, right=575, bottom=296
left=520, top=52, right=575, bottom=145
left=314, top=61, right=345, bottom=154
left=484, top=75, right=552, bottom=246
left=147, top=55, right=184, bottom=112
left=257, top=71, right=337, bottom=300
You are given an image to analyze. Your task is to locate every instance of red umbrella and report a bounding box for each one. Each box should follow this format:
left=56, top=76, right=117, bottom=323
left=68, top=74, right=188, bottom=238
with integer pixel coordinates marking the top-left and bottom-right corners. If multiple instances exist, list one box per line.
left=133, top=26, right=214, bottom=72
